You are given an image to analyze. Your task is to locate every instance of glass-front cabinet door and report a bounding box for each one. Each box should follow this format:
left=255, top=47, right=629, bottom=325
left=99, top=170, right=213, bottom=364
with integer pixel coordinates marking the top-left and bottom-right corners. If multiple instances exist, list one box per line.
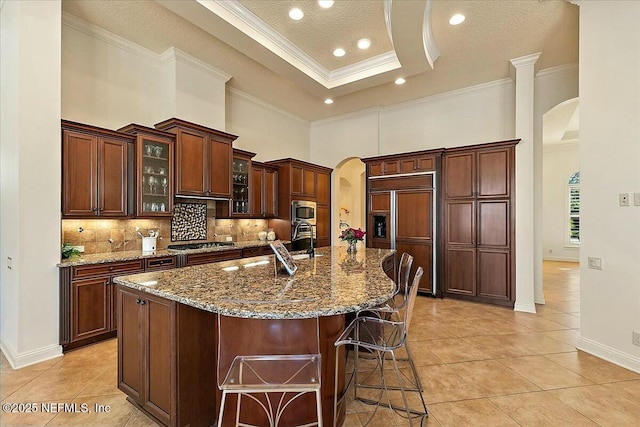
left=232, top=157, right=249, bottom=215
left=138, top=136, right=174, bottom=217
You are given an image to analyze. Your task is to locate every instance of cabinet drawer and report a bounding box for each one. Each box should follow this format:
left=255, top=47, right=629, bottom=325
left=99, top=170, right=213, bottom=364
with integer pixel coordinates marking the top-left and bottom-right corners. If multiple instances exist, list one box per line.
left=185, top=249, right=243, bottom=267
left=242, top=246, right=273, bottom=258
left=145, top=256, right=177, bottom=271
left=72, top=260, right=144, bottom=280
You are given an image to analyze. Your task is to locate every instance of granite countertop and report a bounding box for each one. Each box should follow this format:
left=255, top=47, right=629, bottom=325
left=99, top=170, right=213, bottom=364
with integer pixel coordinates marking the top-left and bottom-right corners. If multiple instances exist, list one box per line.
left=57, top=240, right=284, bottom=267
left=113, top=246, right=396, bottom=319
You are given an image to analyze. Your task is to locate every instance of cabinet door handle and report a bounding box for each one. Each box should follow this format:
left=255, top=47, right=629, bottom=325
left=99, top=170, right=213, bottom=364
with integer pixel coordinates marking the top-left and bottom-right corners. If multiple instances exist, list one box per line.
left=139, top=300, right=146, bottom=305
left=135, top=298, right=141, bottom=304
left=108, top=266, right=114, bottom=271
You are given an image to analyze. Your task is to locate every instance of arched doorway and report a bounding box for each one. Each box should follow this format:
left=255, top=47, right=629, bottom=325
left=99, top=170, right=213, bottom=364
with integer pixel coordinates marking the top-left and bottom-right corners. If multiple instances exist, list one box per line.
left=331, top=157, right=366, bottom=246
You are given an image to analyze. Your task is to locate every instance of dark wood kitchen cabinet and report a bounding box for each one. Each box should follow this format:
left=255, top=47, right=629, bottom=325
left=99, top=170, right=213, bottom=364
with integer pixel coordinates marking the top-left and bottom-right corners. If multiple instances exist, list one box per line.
left=442, top=140, right=518, bottom=307
left=250, top=161, right=279, bottom=218
left=154, top=118, right=237, bottom=199
left=62, top=120, right=134, bottom=218
left=59, top=259, right=145, bottom=351
left=118, top=124, right=175, bottom=217
left=117, top=286, right=217, bottom=427
left=367, top=151, right=436, bottom=177
left=266, top=159, right=332, bottom=247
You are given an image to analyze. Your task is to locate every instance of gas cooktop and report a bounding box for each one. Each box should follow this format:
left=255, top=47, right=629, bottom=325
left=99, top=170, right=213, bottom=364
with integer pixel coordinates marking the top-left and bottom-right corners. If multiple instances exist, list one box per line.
left=167, top=242, right=235, bottom=251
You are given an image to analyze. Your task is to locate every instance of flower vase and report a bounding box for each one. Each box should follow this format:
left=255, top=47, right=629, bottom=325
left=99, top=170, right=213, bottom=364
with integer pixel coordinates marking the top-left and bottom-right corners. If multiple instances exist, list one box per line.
left=347, top=241, right=358, bottom=254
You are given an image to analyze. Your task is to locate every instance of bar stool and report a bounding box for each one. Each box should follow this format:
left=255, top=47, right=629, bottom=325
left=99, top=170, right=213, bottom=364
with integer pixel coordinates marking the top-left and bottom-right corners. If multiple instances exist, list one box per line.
left=334, top=267, right=428, bottom=426
left=217, top=309, right=323, bottom=427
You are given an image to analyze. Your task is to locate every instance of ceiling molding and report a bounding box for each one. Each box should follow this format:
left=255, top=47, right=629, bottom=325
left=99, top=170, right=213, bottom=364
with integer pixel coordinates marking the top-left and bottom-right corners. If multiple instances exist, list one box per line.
left=383, top=77, right=513, bottom=113
left=536, top=63, right=578, bottom=80
left=422, top=0, right=440, bottom=69
left=311, top=106, right=384, bottom=127
left=196, top=0, right=401, bottom=89
left=160, top=47, right=232, bottom=82
left=62, top=11, right=158, bottom=64
left=510, top=52, right=542, bottom=69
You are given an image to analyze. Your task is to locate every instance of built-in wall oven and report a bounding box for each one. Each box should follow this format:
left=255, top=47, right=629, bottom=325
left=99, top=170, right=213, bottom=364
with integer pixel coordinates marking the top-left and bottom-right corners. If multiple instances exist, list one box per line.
left=291, top=200, right=316, bottom=226
left=291, top=200, right=316, bottom=243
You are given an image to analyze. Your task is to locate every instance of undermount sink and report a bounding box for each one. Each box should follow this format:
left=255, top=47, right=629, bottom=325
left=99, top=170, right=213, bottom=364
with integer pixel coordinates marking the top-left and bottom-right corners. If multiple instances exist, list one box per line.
left=291, top=253, right=324, bottom=260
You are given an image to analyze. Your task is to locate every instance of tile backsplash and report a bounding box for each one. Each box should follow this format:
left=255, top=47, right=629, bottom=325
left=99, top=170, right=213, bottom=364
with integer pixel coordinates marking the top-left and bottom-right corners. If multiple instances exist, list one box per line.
left=61, top=218, right=270, bottom=255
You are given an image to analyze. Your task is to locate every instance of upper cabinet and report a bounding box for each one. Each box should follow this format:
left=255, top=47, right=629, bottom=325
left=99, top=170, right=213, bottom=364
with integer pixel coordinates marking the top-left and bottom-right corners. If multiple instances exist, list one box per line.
left=118, top=124, right=175, bottom=217
left=366, top=151, right=436, bottom=177
left=154, top=118, right=237, bottom=199
left=62, top=120, right=134, bottom=218
left=251, top=161, right=279, bottom=218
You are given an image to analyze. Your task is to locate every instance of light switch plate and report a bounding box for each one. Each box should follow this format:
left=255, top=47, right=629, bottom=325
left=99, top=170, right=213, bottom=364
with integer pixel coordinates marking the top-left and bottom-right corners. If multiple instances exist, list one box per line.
left=587, top=256, right=602, bottom=270
left=634, top=193, right=640, bottom=206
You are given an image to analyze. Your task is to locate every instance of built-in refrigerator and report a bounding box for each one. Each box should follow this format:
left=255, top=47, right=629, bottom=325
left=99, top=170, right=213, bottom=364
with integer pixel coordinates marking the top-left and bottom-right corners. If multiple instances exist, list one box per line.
left=368, top=174, right=437, bottom=295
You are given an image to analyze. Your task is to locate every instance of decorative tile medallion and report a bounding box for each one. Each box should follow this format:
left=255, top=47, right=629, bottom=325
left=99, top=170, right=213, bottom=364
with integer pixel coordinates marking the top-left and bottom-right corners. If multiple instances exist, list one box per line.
left=171, top=202, right=207, bottom=241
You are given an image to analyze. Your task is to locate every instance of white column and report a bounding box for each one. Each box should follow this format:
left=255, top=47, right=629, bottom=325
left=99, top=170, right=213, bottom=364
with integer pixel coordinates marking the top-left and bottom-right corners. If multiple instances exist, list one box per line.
left=510, top=53, right=541, bottom=313
left=0, top=0, right=63, bottom=367
left=160, top=48, right=231, bottom=130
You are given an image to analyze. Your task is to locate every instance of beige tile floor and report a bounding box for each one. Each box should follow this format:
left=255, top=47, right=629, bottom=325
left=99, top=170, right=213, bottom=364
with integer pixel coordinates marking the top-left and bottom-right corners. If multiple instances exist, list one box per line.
left=2, top=261, right=639, bottom=426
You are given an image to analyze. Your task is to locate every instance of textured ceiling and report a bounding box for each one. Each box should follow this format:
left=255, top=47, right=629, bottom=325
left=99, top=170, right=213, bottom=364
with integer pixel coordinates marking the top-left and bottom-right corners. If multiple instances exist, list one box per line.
left=61, top=0, right=579, bottom=122
left=238, top=0, right=393, bottom=70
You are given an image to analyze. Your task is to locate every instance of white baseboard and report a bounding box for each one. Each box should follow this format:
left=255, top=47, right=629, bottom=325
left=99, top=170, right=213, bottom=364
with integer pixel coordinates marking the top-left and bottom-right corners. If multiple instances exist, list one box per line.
left=543, top=256, right=580, bottom=263
left=1, top=340, right=62, bottom=370
left=514, top=301, right=537, bottom=313
left=577, top=336, right=640, bottom=374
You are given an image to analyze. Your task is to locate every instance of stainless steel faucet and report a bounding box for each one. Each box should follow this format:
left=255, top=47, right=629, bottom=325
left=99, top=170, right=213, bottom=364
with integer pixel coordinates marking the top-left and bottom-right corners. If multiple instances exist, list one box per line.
left=293, top=219, right=314, bottom=258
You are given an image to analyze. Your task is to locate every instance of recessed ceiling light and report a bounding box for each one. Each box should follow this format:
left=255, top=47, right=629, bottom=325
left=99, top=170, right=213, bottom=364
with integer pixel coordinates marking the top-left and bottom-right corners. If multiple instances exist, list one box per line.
left=324, top=98, right=334, bottom=104
left=395, top=78, right=406, bottom=85
left=289, top=8, right=304, bottom=21
left=449, top=13, right=465, bottom=25
left=357, top=38, right=371, bottom=50
left=318, top=0, right=334, bottom=8
left=333, top=48, right=346, bottom=57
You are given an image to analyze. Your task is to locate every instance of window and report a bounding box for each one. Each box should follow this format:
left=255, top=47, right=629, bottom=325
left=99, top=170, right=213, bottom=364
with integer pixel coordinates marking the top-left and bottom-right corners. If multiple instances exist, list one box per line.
left=567, top=172, right=580, bottom=245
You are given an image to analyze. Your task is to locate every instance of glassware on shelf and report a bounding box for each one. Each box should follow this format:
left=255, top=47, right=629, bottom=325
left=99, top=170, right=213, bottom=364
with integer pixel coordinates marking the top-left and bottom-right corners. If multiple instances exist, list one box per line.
left=145, top=144, right=153, bottom=156
left=154, top=146, right=163, bottom=158
left=162, top=177, right=168, bottom=195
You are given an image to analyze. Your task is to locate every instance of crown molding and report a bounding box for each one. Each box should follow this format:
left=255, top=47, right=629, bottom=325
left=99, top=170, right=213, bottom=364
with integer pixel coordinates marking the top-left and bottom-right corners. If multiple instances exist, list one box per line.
left=160, top=47, right=231, bottom=82
left=62, top=12, right=159, bottom=64
left=198, top=0, right=401, bottom=89
left=384, top=77, right=513, bottom=113
left=226, top=87, right=309, bottom=125
left=422, top=0, right=440, bottom=69
left=535, top=63, right=578, bottom=80
left=311, top=106, right=384, bottom=127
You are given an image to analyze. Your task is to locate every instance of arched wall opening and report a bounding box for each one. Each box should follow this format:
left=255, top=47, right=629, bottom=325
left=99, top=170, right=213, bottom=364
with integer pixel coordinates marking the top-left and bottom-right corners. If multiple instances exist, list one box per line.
left=331, top=157, right=366, bottom=246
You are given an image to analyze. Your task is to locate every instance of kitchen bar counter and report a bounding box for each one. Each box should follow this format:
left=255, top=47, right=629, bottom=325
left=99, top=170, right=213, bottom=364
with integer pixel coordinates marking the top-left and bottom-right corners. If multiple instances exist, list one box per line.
left=113, top=246, right=396, bottom=427
left=113, top=246, right=396, bottom=319
left=57, top=240, right=283, bottom=267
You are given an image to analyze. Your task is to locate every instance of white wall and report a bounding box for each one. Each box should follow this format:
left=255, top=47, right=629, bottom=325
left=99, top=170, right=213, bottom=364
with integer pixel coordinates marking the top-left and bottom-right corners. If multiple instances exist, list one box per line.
left=226, top=89, right=310, bottom=162
left=577, top=0, right=640, bottom=372
left=1, top=0, right=62, bottom=368
left=62, top=14, right=230, bottom=130
left=543, top=142, right=580, bottom=261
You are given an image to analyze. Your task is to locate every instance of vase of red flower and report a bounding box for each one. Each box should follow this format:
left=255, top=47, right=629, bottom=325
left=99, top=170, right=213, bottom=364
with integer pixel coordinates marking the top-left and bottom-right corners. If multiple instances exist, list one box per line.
left=338, top=227, right=366, bottom=253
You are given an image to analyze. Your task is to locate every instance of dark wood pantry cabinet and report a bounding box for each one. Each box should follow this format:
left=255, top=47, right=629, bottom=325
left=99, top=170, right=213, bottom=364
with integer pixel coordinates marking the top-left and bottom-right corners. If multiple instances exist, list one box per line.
left=442, top=140, right=518, bottom=307
left=154, top=118, right=237, bottom=199
left=61, top=120, right=134, bottom=218
left=117, top=286, right=216, bottom=427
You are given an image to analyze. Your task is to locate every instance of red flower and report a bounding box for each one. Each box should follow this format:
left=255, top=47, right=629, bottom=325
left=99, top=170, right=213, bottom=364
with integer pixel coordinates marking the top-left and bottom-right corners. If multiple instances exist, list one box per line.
left=338, top=227, right=366, bottom=243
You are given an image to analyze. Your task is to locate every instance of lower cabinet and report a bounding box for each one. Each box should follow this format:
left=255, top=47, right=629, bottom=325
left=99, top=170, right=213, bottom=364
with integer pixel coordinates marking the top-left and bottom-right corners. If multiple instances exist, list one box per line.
left=117, top=286, right=217, bottom=427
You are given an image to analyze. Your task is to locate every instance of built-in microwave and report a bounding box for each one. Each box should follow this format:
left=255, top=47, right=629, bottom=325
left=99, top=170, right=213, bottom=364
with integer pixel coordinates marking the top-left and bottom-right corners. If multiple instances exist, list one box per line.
left=291, top=200, right=316, bottom=226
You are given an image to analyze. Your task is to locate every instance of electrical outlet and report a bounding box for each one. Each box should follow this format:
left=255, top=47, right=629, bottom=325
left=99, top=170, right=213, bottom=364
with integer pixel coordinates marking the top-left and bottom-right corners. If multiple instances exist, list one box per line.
left=73, top=245, right=85, bottom=253
left=633, top=331, right=640, bottom=347
left=634, top=193, right=640, bottom=206
left=587, top=256, right=602, bottom=270
left=619, top=193, right=630, bottom=206
left=6, top=257, right=12, bottom=270
left=225, top=236, right=233, bottom=242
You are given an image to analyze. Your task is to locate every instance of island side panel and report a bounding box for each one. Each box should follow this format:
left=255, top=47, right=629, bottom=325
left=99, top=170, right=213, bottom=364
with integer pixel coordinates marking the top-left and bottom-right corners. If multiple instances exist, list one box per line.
left=216, top=314, right=346, bottom=427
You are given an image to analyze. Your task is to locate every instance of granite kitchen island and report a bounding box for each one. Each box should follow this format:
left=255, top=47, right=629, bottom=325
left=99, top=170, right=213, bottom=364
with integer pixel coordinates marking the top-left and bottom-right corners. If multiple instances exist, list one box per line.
left=113, top=246, right=396, bottom=427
